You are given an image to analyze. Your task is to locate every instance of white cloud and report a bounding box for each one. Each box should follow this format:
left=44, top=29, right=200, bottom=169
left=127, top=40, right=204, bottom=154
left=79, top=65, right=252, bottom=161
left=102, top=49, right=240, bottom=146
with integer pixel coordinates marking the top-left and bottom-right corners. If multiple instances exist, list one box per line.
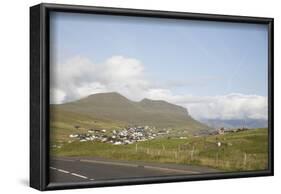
left=50, top=55, right=149, bottom=103
left=76, top=82, right=107, bottom=97
left=50, top=55, right=268, bottom=120
left=104, top=56, right=144, bottom=81
left=179, top=94, right=268, bottom=120
left=50, top=88, right=66, bottom=104
left=145, top=89, right=267, bottom=120
left=50, top=56, right=97, bottom=101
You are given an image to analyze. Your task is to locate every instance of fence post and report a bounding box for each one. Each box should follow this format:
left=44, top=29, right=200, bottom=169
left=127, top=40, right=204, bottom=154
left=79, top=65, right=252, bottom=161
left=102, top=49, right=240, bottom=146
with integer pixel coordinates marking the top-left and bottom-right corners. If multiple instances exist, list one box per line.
left=175, top=151, right=178, bottom=160
left=243, top=153, right=247, bottom=168
left=190, top=146, right=195, bottom=160
left=216, top=152, right=219, bottom=166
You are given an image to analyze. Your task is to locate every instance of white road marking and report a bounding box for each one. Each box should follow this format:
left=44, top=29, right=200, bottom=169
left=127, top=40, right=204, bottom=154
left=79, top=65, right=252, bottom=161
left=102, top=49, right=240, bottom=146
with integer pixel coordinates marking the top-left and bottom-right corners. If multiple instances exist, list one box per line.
left=71, top=173, right=88, bottom=179
left=50, top=166, right=89, bottom=180
left=57, top=169, right=70, bottom=174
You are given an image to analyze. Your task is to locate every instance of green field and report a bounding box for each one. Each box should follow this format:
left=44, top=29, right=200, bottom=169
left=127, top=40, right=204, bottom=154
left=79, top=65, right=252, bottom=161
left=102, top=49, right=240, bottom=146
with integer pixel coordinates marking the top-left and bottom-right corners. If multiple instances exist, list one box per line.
left=50, top=108, right=126, bottom=143
left=51, top=128, right=268, bottom=172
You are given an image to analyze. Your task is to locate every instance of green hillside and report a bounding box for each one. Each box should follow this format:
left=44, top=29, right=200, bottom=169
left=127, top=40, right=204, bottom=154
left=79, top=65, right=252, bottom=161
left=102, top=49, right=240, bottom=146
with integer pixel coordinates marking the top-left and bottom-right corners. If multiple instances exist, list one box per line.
left=50, top=92, right=210, bottom=142
left=50, top=107, right=126, bottom=143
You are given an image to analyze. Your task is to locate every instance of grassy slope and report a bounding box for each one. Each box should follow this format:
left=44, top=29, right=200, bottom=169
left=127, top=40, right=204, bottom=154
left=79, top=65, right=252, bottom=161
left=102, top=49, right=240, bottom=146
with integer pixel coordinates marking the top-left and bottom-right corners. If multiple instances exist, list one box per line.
left=51, top=128, right=268, bottom=172
left=50, top=107, right=126, bottom=143
left=53, top=92, right=209, bottom=133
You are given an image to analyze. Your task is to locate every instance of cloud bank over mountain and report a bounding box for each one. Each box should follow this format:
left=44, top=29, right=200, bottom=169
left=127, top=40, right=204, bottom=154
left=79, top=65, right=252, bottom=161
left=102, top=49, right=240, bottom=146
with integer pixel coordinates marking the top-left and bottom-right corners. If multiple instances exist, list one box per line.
left=50, top=55, right=268, bottom=120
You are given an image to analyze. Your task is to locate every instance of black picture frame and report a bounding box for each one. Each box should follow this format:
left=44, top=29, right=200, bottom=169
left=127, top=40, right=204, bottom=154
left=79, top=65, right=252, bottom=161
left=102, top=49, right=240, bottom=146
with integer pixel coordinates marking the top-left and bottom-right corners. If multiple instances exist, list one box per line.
left=30, top=3, right=274, bottom=191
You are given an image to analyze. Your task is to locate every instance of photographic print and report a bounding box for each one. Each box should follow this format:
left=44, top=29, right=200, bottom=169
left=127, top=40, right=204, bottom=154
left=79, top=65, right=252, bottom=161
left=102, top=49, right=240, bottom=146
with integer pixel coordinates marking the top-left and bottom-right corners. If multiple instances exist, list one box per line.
left=30, top=3, right=273, bottom=190
left=49, top=11, right=270, bottom=183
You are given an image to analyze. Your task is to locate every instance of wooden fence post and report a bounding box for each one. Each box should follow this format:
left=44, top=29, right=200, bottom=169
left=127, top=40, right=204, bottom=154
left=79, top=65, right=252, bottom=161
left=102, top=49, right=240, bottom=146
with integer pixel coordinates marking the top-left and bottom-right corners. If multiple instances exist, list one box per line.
left=190, top=146, right=195, bottom=160
left=175, top=151, right=178, bottom=160
left=243, top=153, right=247, bottom=168
left=216, top=152, right=219, bottom=166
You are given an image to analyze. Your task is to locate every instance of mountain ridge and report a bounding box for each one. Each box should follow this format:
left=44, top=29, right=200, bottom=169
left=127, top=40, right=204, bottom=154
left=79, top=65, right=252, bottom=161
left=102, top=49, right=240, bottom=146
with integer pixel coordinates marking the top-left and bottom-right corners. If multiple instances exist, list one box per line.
left=51, top=92, right=211, bottom=133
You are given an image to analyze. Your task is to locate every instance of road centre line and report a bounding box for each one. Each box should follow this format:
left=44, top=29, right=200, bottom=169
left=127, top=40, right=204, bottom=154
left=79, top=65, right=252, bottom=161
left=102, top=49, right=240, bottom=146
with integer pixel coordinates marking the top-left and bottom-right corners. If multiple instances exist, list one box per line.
left=57, top=169, right=70, bottom=174
left=50, top=166, right=91, bottom=180
left=71, top=173, right=88, bottom=179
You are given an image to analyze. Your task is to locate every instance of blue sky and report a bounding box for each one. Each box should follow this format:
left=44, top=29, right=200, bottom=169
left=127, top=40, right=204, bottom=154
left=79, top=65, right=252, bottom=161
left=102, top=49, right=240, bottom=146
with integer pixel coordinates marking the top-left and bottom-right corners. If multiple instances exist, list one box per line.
left=50, top=11, right=268, bottom=120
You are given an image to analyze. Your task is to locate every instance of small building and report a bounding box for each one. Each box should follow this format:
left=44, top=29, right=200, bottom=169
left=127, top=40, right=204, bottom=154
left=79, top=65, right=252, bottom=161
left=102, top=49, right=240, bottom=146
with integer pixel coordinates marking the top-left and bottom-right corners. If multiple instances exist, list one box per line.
left=218, top=128, right=225, bottom=135
left=69, top=134, right=79, bottom=138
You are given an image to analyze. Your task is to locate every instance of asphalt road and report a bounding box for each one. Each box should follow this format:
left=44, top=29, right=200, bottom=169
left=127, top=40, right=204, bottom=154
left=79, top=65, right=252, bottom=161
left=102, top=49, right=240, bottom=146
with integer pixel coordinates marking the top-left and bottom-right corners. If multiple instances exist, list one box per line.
left=49, top=157, right=219, bottom=183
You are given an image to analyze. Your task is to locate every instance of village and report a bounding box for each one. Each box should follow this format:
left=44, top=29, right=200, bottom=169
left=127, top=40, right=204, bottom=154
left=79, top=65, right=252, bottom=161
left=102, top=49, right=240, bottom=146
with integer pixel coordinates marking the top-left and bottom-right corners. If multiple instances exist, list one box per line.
left=69, top=125, right=170, bottom=145
left=68, top=123, right=250, bottom=145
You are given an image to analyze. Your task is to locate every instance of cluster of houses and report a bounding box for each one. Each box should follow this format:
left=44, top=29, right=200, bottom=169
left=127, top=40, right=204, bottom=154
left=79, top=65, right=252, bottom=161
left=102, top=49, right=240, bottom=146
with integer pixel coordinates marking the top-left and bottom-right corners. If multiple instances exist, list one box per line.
left=69, top=126, right=170, bottom=145
left=67, top=124, right=251, bottom=145
left=209, top=127, right=249, bottom=135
